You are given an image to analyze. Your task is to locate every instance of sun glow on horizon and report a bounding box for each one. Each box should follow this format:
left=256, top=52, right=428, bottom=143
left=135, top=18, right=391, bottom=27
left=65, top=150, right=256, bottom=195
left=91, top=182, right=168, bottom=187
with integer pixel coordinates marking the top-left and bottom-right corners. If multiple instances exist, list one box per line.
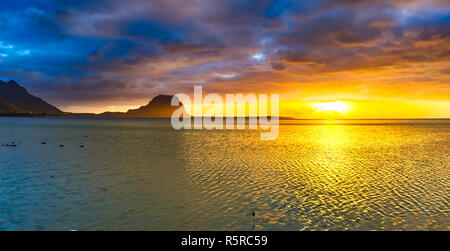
left=311, top=101, right=349, bottom=113
left=59, top=97, right=450, bottom=119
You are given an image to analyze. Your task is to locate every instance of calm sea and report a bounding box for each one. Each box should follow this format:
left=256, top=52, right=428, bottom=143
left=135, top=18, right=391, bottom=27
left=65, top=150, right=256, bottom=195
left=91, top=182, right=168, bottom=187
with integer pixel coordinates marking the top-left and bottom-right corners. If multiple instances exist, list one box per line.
left=0, top=117, right=448, bottom=230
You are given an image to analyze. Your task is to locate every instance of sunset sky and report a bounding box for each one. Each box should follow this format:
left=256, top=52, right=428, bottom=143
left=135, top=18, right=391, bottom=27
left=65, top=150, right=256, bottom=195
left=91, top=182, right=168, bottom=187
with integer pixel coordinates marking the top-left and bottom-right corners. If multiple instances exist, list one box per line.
left=0, top=0, right=449, bottom=118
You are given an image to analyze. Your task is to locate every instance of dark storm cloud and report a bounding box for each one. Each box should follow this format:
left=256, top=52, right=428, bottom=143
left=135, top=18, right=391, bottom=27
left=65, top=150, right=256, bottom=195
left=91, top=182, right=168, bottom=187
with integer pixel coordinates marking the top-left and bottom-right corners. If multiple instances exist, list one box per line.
left=0, top=0, right=448, bottom=107
left=270, top=3, right=450, bottom=72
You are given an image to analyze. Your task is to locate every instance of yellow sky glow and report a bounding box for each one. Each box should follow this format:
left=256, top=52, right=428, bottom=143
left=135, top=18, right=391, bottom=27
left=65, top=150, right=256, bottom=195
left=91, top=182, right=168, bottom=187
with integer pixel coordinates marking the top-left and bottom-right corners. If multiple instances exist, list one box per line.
left=60, top=97, right=450, bottom=119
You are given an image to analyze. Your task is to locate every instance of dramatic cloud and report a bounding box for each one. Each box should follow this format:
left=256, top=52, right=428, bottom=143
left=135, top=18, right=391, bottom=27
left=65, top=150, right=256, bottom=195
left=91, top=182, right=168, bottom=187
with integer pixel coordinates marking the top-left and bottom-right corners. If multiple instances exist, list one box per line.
left=0, top=0, right=448, bottom=112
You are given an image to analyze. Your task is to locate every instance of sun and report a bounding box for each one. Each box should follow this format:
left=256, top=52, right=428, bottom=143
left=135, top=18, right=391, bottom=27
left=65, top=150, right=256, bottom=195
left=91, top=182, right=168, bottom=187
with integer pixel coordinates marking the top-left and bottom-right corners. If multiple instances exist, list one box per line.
left=312, top=101, right=349, bottom=113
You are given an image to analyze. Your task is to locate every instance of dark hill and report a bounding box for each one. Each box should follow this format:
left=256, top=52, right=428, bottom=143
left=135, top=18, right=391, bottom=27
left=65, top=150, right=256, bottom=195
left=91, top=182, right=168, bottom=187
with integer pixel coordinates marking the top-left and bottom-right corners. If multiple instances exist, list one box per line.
left=0, top=80, right=184, bottom=118
left=0, top=98, right=29, bottom=114
left=98, top=95, right=184, bottom=118
left=0, top=80, right=63, bottom=115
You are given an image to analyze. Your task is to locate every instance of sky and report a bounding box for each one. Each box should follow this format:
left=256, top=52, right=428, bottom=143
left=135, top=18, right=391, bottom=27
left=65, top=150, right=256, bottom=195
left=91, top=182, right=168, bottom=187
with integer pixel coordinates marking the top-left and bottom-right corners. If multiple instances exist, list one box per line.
left=0, top=0, right=449, bottom=118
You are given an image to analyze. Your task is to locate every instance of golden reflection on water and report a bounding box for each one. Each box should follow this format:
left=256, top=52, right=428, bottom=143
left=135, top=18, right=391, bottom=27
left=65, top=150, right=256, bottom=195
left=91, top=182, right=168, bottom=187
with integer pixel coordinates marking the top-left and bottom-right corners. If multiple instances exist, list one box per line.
left=0, top=118, right=448, bottom=230
left=180, top=121, right=449, bottom=230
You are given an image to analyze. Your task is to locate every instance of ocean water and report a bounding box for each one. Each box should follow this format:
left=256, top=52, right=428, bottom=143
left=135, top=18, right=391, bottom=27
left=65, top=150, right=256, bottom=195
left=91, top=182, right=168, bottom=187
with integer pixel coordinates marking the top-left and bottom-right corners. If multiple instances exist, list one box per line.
left=0, top=117, right=448, bottom=230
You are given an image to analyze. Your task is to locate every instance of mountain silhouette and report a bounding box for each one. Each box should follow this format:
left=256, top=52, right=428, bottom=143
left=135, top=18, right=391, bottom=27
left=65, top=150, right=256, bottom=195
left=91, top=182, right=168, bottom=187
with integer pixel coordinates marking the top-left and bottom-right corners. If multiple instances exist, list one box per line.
left=0, top=98, right=29, bottom=114
left=0, top=80, right=63, bottom=115
left=0, top=80, right=184, bottom=118
left=98, top=95, right=185, bottom=118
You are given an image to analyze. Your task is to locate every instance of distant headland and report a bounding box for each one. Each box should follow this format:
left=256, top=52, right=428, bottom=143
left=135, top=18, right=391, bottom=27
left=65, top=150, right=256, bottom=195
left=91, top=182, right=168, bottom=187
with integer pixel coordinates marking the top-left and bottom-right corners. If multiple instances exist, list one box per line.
left=0, top=80, right=184, bottom=118
left=0, top=80, right=295, bottom=119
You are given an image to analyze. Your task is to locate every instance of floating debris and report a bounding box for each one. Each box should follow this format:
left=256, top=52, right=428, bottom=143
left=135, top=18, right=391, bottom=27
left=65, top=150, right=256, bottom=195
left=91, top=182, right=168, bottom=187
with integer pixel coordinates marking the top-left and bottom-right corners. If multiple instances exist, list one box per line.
left=2, top=143, right=16, bottom=147
left=252, top=211, right=256, bottom=231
